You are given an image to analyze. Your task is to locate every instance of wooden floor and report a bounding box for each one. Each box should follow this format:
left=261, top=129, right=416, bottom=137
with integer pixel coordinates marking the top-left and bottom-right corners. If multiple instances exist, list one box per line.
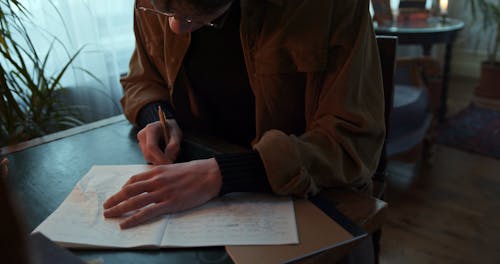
left=379, top=77, right=500, bottom=263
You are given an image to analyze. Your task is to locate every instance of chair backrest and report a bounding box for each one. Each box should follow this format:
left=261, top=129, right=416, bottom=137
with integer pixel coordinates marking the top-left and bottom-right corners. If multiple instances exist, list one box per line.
left=372, top=35, right=397, bottom=195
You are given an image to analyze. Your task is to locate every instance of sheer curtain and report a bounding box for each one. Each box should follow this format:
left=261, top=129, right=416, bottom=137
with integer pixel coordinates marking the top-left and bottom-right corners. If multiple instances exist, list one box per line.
left=21, top=0, right=135, bottom=122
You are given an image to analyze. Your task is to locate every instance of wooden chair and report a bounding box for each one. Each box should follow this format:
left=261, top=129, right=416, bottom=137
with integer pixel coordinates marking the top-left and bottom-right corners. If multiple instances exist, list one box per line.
left=373, top=35, right=440, bottom=264
left=372, top=35, right=397, bottom=263
left=373, top=35, right=397, bottom=200
left=390, top=56, right=440, bottom=163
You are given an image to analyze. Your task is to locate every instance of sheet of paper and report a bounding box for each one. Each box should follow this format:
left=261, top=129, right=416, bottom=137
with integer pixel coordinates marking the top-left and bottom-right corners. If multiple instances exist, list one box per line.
left=162, top=193, right=299, bottom=246
left=34, top=165, right=166, bottom=248
left=33, top=165, right=299, bottom=248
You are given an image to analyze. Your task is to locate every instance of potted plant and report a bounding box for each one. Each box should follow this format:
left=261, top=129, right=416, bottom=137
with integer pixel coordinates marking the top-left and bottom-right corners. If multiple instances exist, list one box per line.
left=0, top=0, right=84, bottom=147
left=467, top=0, right=500, bottom=99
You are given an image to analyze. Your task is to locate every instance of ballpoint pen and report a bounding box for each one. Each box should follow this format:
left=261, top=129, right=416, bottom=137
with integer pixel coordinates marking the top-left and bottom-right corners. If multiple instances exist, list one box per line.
left=158, top=106, right=170, bottom=144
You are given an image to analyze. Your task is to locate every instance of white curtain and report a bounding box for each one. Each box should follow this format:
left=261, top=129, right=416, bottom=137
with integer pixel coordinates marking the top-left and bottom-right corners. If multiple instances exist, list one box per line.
left=20, top=0, right=135, bottom=122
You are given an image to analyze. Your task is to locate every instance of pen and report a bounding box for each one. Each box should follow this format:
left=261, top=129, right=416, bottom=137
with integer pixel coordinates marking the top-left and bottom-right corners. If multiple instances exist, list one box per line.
left=158, top=106, right=170, bottom=144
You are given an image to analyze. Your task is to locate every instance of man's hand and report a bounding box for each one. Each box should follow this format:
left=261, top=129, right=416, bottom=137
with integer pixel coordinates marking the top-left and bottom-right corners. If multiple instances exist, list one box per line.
left=103, top=158, right=222, bottom=229
left=137, top=119, right=183, bottom=164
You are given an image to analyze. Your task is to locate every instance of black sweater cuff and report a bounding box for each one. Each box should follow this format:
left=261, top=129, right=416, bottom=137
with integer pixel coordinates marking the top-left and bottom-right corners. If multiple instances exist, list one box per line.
left=215, top=151, right=272, bottom=196
left=136, top=101, right=175, bottom=129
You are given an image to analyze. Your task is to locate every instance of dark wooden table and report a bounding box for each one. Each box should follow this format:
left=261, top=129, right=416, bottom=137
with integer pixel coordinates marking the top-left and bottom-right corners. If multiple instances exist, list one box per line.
left=1, top=116, right=386, bottom=264
left=375, top=17, right=465, bottom=121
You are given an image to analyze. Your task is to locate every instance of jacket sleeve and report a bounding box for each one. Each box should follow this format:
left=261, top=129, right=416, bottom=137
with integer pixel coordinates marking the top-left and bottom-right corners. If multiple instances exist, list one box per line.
left=120, top=8, right=171, bottom=125
left=254, top=0, right=385, bottom=196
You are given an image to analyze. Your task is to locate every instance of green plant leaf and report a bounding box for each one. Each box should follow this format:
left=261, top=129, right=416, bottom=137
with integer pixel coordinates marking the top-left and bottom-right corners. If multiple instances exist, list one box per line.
left=0, top=0, right=87, bottom=146
left=48, top=47, right=84, bottom=92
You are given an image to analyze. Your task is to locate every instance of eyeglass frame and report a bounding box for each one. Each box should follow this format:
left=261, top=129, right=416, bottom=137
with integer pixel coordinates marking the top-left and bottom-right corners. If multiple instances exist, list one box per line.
left=135, top=0, right=232, bottom=29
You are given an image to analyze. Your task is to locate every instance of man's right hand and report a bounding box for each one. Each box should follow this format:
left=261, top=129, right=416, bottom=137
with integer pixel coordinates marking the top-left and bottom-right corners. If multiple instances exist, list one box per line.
left=137, top=119, right=183, bottom=164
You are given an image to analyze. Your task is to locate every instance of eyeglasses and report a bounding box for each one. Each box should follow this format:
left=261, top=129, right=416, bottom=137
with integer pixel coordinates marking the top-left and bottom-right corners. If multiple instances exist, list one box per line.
left=135, top=0, right=232, bottom=29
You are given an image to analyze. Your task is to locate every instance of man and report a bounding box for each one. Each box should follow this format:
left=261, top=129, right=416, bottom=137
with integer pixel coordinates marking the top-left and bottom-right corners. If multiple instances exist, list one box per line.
left=104, top=0, right=385, bottom=230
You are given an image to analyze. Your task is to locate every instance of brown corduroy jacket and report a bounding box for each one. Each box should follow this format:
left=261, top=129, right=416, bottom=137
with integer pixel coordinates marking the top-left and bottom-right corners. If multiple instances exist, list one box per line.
left=121, top=0, right=385, bottom=196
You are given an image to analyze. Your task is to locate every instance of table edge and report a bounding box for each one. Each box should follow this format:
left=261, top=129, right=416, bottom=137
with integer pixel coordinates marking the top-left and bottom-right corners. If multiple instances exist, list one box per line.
left=374, top=19, right=465, bottom=34
left=0, top=115, right=126, bottom=156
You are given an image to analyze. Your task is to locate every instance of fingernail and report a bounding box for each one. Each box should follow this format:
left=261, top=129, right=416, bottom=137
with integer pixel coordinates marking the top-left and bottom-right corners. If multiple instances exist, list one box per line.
left=120, top=221, right=130, bottom=229
left=104, top=209, right=112, bottom=218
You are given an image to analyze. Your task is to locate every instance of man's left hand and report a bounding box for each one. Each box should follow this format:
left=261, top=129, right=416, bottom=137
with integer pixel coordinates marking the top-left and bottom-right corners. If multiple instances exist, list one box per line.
left=103, top=158, right=222, bottom=229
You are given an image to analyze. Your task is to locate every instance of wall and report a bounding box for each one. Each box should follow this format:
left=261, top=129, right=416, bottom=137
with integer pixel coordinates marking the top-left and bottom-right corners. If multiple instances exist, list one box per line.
left=449, top=0, right=498, bottom=78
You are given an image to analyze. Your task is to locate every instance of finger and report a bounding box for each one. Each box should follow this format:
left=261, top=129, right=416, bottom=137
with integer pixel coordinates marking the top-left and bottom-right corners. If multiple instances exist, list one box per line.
left=104, top=192, right=160, bottom=218
left=138, top=133, right=156, bottom=164
left=136, top=127, right=146, bottom=142
left=103, top=179, right=155, bottom=209
left=165, top=137, right=180, bottom=163
left=145, top=131, right=171, bottom=165
left=164, top=119, right=182, bottom=163
left=120, top=201, right=171, bottom=229
left=123, top=169, right=157, bottom=186
left=137, top=123, right=170, bottom=165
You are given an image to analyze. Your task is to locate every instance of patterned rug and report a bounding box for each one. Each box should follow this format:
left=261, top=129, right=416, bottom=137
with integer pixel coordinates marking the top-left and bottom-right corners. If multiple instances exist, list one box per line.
left=436, top=104, right=500, bottom=159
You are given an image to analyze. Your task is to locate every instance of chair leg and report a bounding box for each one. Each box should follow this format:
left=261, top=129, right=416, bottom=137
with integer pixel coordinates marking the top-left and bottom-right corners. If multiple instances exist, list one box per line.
left=423, top=118, right=438, bottom=165
left=372, top=229, right=382, bottom=264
